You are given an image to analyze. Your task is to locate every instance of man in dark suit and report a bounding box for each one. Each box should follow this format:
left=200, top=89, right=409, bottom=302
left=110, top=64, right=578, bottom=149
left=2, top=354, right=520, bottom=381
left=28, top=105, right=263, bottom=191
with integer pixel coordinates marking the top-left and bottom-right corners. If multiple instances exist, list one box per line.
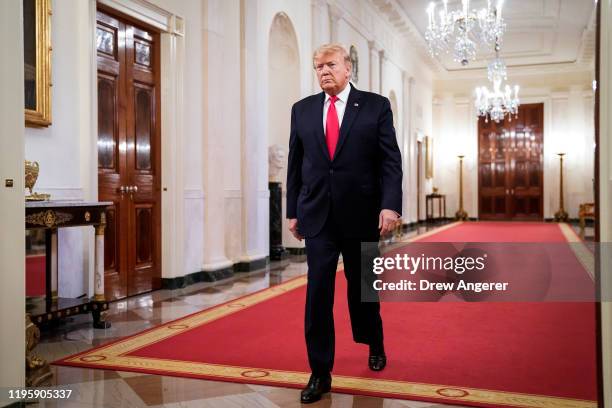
left=286, top=43, right=403, bottom=403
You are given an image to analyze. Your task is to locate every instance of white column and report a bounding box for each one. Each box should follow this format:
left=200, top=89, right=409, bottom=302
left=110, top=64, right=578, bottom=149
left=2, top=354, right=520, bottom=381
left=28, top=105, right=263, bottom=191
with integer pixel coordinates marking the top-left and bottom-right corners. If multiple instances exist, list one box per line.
left=201, top=0, right=234, bottom=271
left=240, top=0, right=268, bottom=263
left=161, top=22, right=186, bottom=279
left=402, top=74, right=415, bottom=221
left=0, top=0, right=26, bottom=399
left=368, top=40, right=380, bottom=93
left=311, top=0, right=328, bottom=47
left=94, top=216, right=105, bottom=301
left=566, top=85, right=588, bottom=218
left=378, top=49, right=385, bottom=95
left=328, top=4, right=343, bottom=43
left=437, top=94, right=457, bottom=215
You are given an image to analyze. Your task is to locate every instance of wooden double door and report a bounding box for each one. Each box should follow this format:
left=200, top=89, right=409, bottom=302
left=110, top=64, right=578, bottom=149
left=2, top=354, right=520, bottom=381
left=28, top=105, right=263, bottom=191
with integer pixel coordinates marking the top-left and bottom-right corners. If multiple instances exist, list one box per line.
left=478, top=103, right=544, bottom=220
left=96, top=9, right=161, bottom=300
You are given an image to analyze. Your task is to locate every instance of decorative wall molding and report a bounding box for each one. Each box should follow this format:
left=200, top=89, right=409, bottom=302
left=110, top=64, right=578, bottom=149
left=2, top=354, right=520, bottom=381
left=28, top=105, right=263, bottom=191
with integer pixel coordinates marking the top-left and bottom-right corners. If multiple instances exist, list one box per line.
left=184, top=189, right=204, bottom=200
left=97, top=0, right=184, bottom=34
left=367, top=0, right=443, bottom=73
left=330, top=0, right=437, bottom=75
left=224, top=189, right=242, bottom=199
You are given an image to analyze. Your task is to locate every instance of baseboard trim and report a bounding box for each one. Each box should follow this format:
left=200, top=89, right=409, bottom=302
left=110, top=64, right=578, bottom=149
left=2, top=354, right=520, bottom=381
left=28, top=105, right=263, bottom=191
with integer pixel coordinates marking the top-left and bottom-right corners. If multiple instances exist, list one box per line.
left=544, top=218, right=586, bottom=224
left=161, top=267, right=233, bottom=289
left=234, top=257, right=269, bottom=273
left=285, top=247, right=307, bottom=255
left=162, top=257, right=270, bottom=289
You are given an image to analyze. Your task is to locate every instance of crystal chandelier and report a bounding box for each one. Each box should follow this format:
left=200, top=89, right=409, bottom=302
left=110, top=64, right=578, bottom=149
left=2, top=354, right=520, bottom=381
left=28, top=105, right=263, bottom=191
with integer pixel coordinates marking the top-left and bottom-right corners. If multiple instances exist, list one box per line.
left=475, top=40, right=520, bottom=123
left=475, top=78, right=520, bottom=123
left=425, top=0, right=506, bottom=66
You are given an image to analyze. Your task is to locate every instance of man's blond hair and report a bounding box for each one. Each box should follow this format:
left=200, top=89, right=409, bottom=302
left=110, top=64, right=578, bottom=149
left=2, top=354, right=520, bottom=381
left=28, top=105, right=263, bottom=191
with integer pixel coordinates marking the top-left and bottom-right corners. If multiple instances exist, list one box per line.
left=312, top=43, right=352, bottom=69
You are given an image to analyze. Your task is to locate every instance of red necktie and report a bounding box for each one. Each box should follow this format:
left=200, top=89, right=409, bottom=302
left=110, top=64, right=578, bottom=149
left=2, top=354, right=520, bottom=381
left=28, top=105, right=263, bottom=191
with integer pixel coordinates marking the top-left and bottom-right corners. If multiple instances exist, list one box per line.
left=325, top=95, right=339, bottom=159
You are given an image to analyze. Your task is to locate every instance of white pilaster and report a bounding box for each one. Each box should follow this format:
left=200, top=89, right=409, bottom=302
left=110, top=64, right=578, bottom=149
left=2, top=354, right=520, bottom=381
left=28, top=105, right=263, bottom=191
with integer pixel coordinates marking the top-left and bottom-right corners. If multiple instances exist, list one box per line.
left=368, top=40, right=380, bottom=93
left=328, top=4, right=343, bottom=43
left=403, top=74, right=415, bottom=221
left=240, top=0, right=268, bottom=263
left=378, top=49, right=385, bottom=95
left=0, top=0, right=25, bottom=398
left=94, top=223, right=105, bottom=300
left=161, top=26, right=186, bottom=278
left=201, top=0, right=234, bottom=271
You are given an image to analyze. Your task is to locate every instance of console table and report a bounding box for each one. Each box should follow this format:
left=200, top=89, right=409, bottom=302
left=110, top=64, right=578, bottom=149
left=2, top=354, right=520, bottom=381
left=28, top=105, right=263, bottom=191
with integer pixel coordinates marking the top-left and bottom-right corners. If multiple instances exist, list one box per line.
left=25, top=201, right=112, bottom=386
left=426, top=193, right=447, bottom=221
left=25, top=201, right=112, bottom=329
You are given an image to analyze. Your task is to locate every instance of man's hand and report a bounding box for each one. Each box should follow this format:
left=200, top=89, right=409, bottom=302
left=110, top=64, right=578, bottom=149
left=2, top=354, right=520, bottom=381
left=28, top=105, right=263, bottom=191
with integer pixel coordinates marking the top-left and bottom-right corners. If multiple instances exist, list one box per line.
left=379, top=209, right=400, bottom=236
left=288, top=218, right=303, bottom=241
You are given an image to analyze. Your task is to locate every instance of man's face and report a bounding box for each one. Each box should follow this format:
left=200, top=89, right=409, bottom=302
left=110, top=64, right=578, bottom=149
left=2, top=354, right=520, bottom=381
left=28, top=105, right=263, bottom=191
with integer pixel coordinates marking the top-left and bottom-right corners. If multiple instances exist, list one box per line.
left=314, top=51, right=350, bottom=95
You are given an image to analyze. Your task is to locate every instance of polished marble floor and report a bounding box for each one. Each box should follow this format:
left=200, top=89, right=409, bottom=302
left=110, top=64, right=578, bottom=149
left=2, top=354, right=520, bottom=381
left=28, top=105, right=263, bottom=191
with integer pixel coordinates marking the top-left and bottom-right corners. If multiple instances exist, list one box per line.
left=34, top=221, right=591, bottom=408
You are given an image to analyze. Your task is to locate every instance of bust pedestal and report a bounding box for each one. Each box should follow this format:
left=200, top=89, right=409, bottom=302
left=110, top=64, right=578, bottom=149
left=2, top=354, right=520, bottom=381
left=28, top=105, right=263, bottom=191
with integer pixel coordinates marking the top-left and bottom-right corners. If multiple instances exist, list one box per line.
left=269, top=182, right=287, bottom=261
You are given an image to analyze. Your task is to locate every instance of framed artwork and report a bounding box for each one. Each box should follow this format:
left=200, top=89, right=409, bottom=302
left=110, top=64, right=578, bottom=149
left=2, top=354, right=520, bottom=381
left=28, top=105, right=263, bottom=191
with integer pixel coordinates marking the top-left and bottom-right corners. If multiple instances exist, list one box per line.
left=425, top=136, right=434, bottom=179
left=24, top=0, right=52, bottom=127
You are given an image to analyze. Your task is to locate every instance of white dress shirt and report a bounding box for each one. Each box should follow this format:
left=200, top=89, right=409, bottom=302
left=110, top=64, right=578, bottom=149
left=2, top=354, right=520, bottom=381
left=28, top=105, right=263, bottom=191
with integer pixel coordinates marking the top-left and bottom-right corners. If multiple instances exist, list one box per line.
left=323, top=83, right=351, bottom=134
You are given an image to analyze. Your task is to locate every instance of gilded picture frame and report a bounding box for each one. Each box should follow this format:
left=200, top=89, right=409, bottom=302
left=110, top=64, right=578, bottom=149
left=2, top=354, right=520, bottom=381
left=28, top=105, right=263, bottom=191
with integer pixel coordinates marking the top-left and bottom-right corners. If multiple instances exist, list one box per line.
left=24, top=0, right=52, bottom=127
left=425, top=136, right=434, bottom=179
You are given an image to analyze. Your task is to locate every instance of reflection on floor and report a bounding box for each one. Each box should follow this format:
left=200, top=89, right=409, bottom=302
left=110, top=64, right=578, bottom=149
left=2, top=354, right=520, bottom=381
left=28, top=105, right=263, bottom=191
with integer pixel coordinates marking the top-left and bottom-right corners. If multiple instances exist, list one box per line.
left=33, top=222, right=490, bottom=408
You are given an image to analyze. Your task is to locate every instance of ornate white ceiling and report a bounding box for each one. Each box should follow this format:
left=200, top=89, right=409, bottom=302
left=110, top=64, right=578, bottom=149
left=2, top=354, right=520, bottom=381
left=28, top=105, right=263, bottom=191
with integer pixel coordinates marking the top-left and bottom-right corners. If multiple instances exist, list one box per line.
left=371, top=0, right=596, bottom=75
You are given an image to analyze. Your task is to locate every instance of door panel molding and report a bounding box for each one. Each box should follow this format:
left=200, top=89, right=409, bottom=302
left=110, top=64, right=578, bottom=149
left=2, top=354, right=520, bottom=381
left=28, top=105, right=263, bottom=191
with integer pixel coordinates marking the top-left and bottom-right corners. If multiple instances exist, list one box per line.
left=97, top=8, right=161, bottom=299
left=91, top=0, right=185, bottom=285
left=478, top=103, right=544, bottom=220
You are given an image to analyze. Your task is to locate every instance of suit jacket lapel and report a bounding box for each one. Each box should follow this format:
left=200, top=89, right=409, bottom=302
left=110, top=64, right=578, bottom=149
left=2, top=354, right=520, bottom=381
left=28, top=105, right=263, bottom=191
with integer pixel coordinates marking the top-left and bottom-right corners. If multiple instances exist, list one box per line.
left=334, top=83, right=362, bottom=161
left=313, top=92, right=331, bottom=162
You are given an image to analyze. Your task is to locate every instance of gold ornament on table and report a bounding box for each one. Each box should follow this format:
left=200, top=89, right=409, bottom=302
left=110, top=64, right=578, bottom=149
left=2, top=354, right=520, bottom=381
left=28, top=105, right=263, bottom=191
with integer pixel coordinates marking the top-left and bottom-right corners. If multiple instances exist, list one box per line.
left=25, top=160, right=50, bottom=201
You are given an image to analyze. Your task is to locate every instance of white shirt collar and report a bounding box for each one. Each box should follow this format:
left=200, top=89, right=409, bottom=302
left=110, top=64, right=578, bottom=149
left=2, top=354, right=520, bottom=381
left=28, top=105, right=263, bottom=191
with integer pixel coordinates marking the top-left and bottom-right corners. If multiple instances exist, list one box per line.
left=325, top=83, right=351, bottom=104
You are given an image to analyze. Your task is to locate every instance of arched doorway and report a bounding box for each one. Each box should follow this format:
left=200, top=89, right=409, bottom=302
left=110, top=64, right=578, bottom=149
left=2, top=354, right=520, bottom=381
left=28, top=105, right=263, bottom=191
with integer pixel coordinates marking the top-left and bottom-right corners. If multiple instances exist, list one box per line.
left=267, top=12, right=301, bottom=249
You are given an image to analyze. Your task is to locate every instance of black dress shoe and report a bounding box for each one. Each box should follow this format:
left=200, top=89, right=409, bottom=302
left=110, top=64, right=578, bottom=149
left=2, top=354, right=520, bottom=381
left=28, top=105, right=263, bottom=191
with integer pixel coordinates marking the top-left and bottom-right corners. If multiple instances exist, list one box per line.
left=300, top=373, right=332, bottom=404
left=368, top=354, right=387, bottom=371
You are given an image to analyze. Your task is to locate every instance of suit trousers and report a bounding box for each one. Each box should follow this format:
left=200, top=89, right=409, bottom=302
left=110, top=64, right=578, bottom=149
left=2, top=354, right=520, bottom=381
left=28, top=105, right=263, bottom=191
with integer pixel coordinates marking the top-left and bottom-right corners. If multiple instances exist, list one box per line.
left=304, top=210, right=383, bottom=376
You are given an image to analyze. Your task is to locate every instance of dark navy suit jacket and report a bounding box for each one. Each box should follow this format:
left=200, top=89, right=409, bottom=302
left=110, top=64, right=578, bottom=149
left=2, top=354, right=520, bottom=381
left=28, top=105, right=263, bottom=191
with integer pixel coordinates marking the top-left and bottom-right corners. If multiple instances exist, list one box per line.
left=286, top=84, right=403, bottom=238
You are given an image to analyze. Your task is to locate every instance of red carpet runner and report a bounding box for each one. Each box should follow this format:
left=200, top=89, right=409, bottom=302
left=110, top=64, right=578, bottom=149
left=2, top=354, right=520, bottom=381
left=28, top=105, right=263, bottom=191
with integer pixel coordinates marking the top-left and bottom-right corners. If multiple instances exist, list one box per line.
left=55, top=222, right=598, bottom=408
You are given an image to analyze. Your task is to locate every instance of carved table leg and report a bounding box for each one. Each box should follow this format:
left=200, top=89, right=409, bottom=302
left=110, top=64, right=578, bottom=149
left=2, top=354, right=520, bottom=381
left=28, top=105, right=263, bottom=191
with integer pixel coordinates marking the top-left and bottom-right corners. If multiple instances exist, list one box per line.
left=92, top=215, right=111, bottom=329
left=25, top=314, right=52, bottom=386
left=91, top=302, right=110, bottom=329
left=50, top=228, right=58, bottom=301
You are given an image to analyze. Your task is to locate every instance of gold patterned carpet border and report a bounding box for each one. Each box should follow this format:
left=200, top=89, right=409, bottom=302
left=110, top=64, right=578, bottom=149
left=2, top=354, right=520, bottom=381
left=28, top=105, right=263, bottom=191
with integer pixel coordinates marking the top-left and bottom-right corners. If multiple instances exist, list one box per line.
left=56, top=221, right=596, bottom=408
